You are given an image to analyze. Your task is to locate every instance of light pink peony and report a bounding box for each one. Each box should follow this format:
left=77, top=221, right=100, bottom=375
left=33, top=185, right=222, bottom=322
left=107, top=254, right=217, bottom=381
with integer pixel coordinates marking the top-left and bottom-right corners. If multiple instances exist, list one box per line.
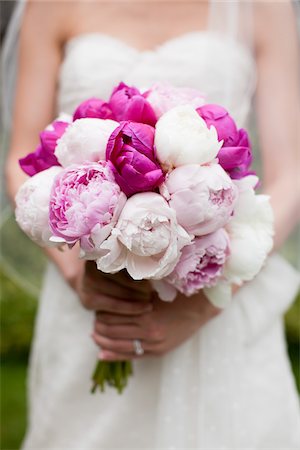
left=96, top=192, right=191, bottom=280
left=161, top=163, right=238, bottom=236
left=15, top=166, right=63, bottom=247
left=146, top=83, right=205, bottom=118
left=49, top=161, right=126, bottom=257
left=152, top=229, right=230, bottom=301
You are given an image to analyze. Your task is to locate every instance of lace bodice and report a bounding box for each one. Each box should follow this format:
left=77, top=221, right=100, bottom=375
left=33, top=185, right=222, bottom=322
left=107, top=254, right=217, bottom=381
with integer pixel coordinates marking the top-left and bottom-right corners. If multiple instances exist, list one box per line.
left=57, top=31, right=256, bottom=127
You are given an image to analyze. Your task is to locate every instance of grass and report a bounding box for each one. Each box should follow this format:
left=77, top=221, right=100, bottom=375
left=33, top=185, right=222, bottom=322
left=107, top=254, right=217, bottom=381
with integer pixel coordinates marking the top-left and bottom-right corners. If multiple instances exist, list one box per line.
left=0, top=359, right=28, bottom=450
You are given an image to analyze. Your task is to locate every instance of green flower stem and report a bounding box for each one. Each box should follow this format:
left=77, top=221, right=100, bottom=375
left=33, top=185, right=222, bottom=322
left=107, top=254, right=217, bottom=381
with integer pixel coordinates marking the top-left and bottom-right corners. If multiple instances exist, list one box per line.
left=91, top=360, right=133, bottom=394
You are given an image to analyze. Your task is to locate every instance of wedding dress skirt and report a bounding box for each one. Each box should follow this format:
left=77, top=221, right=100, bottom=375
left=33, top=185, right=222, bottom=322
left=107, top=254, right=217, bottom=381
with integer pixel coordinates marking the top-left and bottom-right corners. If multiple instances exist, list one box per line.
left=20, top=32, right=300, bottom=449
left=23, top=254, right=300, bottom=449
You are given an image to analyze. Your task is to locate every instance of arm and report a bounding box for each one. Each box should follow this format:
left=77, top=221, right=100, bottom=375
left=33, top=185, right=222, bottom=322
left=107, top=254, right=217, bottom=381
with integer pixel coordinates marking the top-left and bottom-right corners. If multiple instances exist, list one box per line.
left=255, top=1, right=300, bottom=249
left=5, top=1, right=84, bottom=286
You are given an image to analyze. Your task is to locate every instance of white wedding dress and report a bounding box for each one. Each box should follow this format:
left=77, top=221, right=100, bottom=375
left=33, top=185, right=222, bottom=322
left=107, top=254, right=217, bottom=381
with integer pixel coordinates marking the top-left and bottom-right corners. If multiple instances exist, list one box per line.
left=6, top=2, right=299, bottom=449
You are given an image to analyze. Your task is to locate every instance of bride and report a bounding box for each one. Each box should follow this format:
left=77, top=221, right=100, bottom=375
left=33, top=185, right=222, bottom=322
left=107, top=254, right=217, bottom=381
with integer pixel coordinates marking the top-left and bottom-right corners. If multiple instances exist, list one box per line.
left=3, top=0, right=300, bottom=448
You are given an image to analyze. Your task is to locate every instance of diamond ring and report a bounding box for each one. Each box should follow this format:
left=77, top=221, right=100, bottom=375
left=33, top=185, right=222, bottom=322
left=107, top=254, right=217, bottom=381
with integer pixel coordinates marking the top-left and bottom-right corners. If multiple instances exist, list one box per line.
left=133, top=339, right=144, bottom=356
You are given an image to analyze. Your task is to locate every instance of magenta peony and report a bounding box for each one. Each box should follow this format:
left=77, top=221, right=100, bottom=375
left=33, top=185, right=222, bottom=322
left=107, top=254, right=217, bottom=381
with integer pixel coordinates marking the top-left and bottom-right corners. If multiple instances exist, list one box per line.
left=197, top=104, right=252, bottom=179
left=49, top=161, right=126, bottom=256
left=106, top=121, right=164, bottom=196
left=19, top=117, right=70, bottom=176
left=73, top=97, right=114, bottom=121
left=109, top=82, right=157, bottom=126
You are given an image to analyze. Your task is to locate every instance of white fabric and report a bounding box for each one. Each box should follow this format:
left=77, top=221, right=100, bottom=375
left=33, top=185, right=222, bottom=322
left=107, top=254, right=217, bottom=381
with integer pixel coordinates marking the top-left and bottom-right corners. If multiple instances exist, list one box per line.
left=2, top=3, right=296, bottom=447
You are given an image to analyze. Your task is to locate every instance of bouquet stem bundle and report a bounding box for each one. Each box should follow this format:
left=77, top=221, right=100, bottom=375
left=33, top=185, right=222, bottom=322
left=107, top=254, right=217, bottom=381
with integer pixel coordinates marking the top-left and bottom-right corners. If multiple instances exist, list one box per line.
left=91, top=360, right=133, bottom=394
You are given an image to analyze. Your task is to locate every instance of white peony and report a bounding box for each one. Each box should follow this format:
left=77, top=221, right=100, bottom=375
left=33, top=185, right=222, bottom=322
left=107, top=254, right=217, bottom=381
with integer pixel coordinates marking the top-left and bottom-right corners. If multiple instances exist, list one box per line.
left=96, top=192, right=191, bottom=280
left=15, top=166, right=63, bottom=247
left=55, top=118, right=119, bottom=167
left=224, top=176, right=274, bottom=283
left=204, top=175, right=274, bottom=308
left=155, top=105, right=222, bottom=171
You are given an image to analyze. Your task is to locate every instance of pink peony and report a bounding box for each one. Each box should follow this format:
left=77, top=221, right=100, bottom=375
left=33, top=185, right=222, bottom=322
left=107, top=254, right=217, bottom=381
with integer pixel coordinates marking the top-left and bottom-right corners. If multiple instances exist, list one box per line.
left=197, top=104, right=253, bottom=179
left=96, top=192, right=191, bottom=280
left=161, top=163, right=238, bottom=236
left=73, top=97, right=114, bottom=121
left=106, top=121, right=164, bottom=196
left=19, top=117, right=70, bottom=176
left=146, top=83, right=205, bottom=118
left=109, top=82, right=157, bottom=126
left=49, top=161, right=126, bottom=257
left=152, top=229, right=230, bottom=300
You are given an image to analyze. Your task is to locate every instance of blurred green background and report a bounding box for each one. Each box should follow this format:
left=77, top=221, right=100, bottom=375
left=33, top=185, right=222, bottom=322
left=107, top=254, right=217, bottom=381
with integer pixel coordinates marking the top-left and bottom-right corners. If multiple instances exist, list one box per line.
left=0, top=211, right=299, bottom=450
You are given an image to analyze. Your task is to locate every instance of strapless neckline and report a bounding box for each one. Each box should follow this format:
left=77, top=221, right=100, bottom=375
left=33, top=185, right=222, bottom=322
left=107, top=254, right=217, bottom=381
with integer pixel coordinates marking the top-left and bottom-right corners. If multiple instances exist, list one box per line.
left=64, top=30, right=205, bottom=55
left=58, top=30, right=256, bottom=128
left=63, top=30, right=255, bottom=64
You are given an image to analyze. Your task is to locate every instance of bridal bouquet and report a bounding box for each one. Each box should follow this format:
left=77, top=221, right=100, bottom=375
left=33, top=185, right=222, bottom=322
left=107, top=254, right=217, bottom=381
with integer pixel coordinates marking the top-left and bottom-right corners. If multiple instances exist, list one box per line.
left=15, top=82, right=274, bottom=393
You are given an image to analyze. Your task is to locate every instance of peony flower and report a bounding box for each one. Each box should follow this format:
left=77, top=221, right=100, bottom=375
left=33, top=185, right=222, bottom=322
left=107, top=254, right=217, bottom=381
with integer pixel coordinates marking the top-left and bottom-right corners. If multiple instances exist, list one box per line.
left=223, top=175, right=274, bottom=283
left=161, top=163, right=238, bottom=236
left=145, top=82, right=205, bottom=118
left=73, top=97, right=114, bottom=121
left=55, top=118, right=119, bottom=167
left=197, top=104, right=253, bottom=179
left=15, top=166, right=63, bottom=247
left=49, top=161, right=126, bottom=257
left=106, top=121, right=164, bottom=196
left=152, top=228, right=230, bottom=301
left=155, top=105, right=222, bottom=171
left=204, top=175, right=274, bottom=307
left=96, top=192, right=191, bottom=280
left=109, top=82, right=157, bottom=126
left=19, top=114, right=71, bottom=176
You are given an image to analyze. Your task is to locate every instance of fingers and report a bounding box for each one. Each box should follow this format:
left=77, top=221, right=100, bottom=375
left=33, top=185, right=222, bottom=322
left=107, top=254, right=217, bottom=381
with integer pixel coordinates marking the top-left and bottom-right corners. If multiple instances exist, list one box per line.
left=92, top=332, right=165, bottom=360
left=95, top=311, right=140, bottom=326
left=83, top=275, right=150, bottom=302
left=92, top=333, right=149, bottom=355
left=95, top=311, right=165, bottom=342
left=102, top=271, right=151, bottom=296
left=81, top=292, right=153, bottom=315
left=94, top=322, right=145, bottom=340
left=92, top=312, right=165, bottom=360
left=83, top=263, right=152, bottom=301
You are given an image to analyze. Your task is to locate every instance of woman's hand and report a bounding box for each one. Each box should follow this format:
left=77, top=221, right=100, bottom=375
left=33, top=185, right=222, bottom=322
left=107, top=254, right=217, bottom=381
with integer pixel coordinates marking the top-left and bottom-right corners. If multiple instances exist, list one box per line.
left=92, top=290, right=221, bottom=361
left=77, top=260, right=154, bottom=314
left=76, top=261, right=221, bottom=360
